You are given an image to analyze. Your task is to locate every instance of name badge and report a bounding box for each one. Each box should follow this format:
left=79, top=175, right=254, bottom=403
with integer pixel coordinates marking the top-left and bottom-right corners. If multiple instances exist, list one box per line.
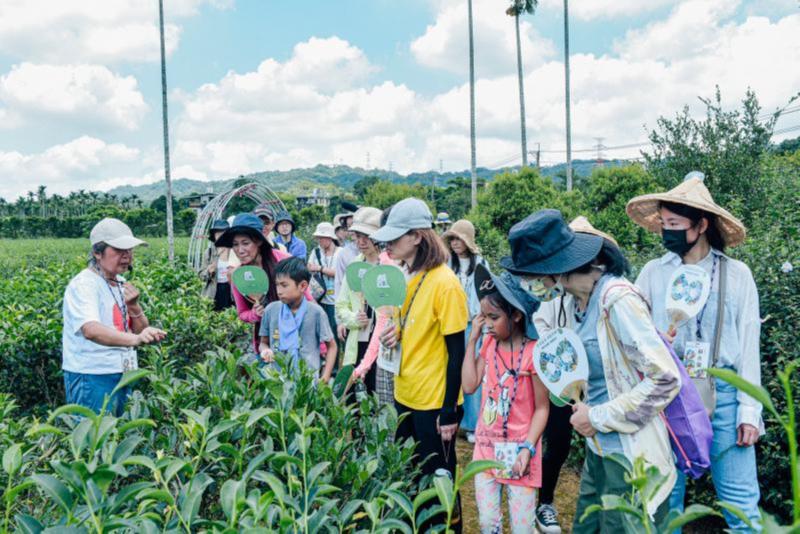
left=684, top=341, right=711, bottom=379
left=122, top=349, right=138, bottom=372
left=493, top=441, right=520, bottom=479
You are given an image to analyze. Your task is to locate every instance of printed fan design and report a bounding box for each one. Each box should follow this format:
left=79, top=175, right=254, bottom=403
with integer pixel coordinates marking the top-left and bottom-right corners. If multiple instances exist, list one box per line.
left=670, top=273, right=704, bottom=305
left=539, top=339, right=579, bottom=383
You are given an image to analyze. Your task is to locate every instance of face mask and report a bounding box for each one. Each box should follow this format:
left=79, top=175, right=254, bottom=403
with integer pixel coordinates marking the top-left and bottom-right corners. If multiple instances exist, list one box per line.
left=524, top=276, right=565, bottom=303
left=662, top=228, right=698, bottom=257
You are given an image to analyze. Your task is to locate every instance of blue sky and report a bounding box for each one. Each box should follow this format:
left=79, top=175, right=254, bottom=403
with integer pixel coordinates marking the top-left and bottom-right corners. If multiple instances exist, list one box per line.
left=0, top=0, right=798, bottom=200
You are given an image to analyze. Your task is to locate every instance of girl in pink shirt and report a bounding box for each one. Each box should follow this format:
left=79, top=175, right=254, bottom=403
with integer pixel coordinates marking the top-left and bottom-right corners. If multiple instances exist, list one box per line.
left=462, top=265, right=549, bottom=533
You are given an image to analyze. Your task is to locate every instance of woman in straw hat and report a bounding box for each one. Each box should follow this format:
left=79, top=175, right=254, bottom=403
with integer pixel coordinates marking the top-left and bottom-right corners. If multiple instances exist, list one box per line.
left=442, top=219, right=489, bottom=444
left=308, top=222, right=341, bottom=334
left=628, top=172, right=763, bottom=532
left=502, top=209, right=680, bottom=533
left=531, top=216, right=620, bottom=534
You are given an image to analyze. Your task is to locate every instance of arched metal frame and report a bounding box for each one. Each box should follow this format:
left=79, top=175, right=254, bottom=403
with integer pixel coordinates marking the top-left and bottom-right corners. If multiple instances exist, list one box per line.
left=188, top=182, right=286, bottom=271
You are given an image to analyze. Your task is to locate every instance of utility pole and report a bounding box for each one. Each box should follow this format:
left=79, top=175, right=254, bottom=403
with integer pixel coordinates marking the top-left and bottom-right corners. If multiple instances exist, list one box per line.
left=468, top=0, right=478, bottom=209
left=158, top=0, right=175, bottom=264
left=594, top=137, right=605, bottom=165
left=563, top=0, right=573, bottom=191
left=536, top=143, right=541, bottom=168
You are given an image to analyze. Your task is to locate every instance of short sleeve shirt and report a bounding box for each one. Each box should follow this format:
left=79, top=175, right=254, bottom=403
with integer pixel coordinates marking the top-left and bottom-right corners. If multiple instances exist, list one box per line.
left=473, top=336, right=542, bottom=488
left=62, top=268, right=135, bottom=374
left=259, top=301, right=334, bottom=371
left=394, top=264, right=469, bottom=410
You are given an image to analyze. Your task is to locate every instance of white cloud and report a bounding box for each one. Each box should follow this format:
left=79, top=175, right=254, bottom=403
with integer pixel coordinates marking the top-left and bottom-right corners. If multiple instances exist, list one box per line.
left=0, top=63, right=148, bottom=130
left=0, top=0, right=228, bottom=64
left=0, top=136, right=141, bottom=199
left=412, top=0, right=556, bottom=77
left=538, top=0, right=675, bottom=21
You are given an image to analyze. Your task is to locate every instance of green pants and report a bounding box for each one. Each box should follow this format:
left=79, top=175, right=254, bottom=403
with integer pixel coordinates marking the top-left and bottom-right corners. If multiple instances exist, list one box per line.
left=573, top=446, right=669, bottom=533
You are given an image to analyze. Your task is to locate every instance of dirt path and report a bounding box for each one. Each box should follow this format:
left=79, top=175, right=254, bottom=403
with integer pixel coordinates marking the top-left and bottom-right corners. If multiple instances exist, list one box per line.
left=457, top=437, right=580, bottom=533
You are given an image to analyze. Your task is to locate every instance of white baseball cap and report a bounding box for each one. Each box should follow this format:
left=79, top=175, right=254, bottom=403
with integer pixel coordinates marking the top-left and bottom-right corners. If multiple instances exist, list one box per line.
left=90, top=218, right=148, bottom=249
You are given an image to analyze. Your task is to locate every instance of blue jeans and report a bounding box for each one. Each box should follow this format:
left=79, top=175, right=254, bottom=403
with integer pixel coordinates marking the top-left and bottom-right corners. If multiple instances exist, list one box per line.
left=63, top=371, right=129, bottom=417
left=669, top=378, right=761, bottom=532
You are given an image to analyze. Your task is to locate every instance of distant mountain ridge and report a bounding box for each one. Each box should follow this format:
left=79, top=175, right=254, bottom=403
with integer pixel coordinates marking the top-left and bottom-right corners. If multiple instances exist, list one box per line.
left=107, top=160, right=629, bottom=202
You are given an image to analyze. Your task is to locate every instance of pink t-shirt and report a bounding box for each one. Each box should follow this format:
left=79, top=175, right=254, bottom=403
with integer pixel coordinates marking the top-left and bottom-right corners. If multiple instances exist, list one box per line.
left=473, top=335, right=542, bottom=488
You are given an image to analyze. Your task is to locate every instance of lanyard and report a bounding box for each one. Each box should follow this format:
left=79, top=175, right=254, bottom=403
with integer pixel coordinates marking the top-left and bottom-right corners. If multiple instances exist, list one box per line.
left=491, top=338, right=527, bottom=440
left=97, top=268, right=129, bottom=333
left=399, top=271, right=429, bottom=340
left=695, top=255, right=718, bottom=340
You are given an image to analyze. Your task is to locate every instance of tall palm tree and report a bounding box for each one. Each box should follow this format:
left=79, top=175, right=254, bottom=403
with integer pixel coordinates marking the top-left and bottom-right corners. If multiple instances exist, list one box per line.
left=506, top=0, right=538, bottom=168
left=468, top=0, right=478, bottom=209
left=563, top=0, right=573, bottom=190
left=158, top=0, right=175, bottom=263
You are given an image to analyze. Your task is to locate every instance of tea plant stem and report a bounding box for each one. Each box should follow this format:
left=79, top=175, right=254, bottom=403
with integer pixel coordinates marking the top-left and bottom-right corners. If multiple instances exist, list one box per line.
left=780, top=366, right=800, bottom=523
left=3, top=474, right=14, bottom=532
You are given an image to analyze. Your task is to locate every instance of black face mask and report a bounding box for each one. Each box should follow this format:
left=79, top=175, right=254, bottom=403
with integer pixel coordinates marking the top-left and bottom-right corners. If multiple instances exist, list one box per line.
left=662, top=228, right=698, bottom=256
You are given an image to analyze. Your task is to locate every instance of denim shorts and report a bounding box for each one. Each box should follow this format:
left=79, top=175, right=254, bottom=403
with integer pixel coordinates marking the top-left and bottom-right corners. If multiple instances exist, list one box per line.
left=63, top=371, right=129, bottom=417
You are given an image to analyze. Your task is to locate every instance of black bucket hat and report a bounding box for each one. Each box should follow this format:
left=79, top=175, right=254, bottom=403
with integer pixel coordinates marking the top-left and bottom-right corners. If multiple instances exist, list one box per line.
left=208, top=219, right=229, bottom=241
left=474, top=263, right=540, bottom=340
left=214, top=213, right=267, bottom=248
left=275, top=211, right=296, bottom=232
left=499, top=209, right=603, bottom=276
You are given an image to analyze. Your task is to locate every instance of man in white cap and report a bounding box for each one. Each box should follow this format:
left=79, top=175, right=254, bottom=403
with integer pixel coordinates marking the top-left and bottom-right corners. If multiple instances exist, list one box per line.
left=61, top=218, right=166, bottom=416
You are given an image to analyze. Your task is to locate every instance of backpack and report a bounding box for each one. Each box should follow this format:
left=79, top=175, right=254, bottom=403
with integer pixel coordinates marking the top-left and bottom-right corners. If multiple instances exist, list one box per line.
left=602, top=282, right=713, bottom=479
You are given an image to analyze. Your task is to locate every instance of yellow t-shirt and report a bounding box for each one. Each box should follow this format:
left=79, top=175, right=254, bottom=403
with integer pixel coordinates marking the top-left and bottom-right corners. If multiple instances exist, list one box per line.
left=395, top=264, right=469, bottom=410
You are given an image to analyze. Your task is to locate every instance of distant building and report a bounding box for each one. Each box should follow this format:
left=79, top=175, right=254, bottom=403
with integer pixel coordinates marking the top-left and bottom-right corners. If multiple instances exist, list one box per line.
left=185, top=189, right=215, bottom=213
left=296, top=188, right=331, bottom=209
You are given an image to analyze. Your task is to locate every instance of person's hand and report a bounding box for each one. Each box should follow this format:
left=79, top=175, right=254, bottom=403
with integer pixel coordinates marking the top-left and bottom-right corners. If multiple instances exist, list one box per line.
left=356, top=311, right=370, bottom=328
left=511, top=449, right=531, bottom=479
left=252, top=303, right=265, bottom=317
left=570, top=402, right=597, bottom=437
left=260, top=346, right=274, bottom=363
left=135, top=327, right=166, bottom=346
left=309, top=264, right=320, bottom=273
left=337, top=324, right=348, bottom=341
left=207, top=263, right=216, bottom=275
left=320, top=371, right=332, bottom=384
left=436, top=415, right=458, bottom=441
left=380, top=324, right=399, bottom=349
left=123, top=282, right=140, bottom=306
left=737, top=423, right=759, bottom=447
left=469, top=315, right=485, bottom=342
left=663, top=326, right=676, bottom=344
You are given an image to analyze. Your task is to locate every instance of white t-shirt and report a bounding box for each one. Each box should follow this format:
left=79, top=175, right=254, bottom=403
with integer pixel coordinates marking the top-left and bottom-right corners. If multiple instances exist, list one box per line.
left=62, top=268, right=136, bottom=374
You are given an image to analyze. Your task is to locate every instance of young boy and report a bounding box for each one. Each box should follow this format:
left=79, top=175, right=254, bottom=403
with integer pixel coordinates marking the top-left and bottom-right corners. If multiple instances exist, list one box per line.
left=258, top=257, right=337, bottom=382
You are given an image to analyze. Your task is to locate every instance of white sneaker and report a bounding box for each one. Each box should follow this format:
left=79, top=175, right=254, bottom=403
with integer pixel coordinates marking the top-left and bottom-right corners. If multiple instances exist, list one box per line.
left=536, top=503, right=562, bottom=534
left=466, top=432, right=476, bottom=444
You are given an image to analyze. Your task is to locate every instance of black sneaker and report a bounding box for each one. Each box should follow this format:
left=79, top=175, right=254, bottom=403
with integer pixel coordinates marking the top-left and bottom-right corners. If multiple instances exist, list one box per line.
left=536, top=503, right=562, bottom=534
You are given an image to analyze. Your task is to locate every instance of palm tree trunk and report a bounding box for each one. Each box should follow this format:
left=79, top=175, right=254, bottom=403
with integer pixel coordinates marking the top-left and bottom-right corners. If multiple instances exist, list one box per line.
left=563, top=0, right=573, bottom=191
left=514, top=14, right=528, bottom=167
left=158, top=0, right=175, bottom=263
left=468, top=0, right=478, bottom=209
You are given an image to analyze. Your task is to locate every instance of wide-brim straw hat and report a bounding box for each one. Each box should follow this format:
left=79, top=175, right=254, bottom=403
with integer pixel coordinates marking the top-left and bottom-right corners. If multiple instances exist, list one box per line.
left=442, top=219, right=480, bottom=255
left=569, top=216, right=618, bottom=248
left=626, top=176, right=746, bottom=247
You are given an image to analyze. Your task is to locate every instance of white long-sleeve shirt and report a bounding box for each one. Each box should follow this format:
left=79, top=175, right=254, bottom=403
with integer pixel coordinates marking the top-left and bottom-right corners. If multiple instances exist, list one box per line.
left=635, top=249, right=763, bottom=431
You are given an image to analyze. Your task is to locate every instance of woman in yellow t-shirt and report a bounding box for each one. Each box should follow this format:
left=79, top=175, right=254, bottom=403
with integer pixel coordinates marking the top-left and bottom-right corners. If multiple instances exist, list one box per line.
left=372, top=197, right=469, bottom=533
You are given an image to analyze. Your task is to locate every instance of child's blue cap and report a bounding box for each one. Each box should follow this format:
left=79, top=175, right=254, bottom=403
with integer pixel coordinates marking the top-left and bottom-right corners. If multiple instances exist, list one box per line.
left=474, top=263, right=540, bottom=340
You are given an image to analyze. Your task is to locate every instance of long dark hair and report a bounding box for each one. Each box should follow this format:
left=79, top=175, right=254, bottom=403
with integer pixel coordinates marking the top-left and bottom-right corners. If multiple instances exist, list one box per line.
left=449, top=250, right=477, bottom=276
left=660, top=201, right=727, bottom=252
left=257, top=238, right=279, bottom=303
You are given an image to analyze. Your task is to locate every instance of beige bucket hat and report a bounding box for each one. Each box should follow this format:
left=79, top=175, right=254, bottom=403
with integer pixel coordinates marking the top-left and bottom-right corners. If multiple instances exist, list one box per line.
left=348, top=207, right=383, bottom=236
left=313, top=222, right=338, bottom=241
left=442, top=219, right=480, bottom=255
left=569, top=216, right=619, bottom=248
left=626, top=175, right=747, bottom=247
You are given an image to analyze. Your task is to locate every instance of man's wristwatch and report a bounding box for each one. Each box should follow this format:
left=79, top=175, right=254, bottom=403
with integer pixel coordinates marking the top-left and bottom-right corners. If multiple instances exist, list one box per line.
left=518, top=441, right=536, bottom=456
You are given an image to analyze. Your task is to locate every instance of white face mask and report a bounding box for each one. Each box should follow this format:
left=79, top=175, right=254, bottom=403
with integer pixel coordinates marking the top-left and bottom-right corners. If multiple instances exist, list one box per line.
left=522, top=275, right=565, bottom=302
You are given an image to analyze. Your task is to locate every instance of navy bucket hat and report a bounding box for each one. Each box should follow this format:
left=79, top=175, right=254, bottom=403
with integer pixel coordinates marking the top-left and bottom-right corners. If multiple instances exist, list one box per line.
left=499, top=209, right=603, bottom=276
left=208, top=219, right=229, bottom=241
left=474, top=263, right=540, bottom=340
left=275, top=211, right=296, bottom=232
left=214, top=213, right=266, bottom=248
